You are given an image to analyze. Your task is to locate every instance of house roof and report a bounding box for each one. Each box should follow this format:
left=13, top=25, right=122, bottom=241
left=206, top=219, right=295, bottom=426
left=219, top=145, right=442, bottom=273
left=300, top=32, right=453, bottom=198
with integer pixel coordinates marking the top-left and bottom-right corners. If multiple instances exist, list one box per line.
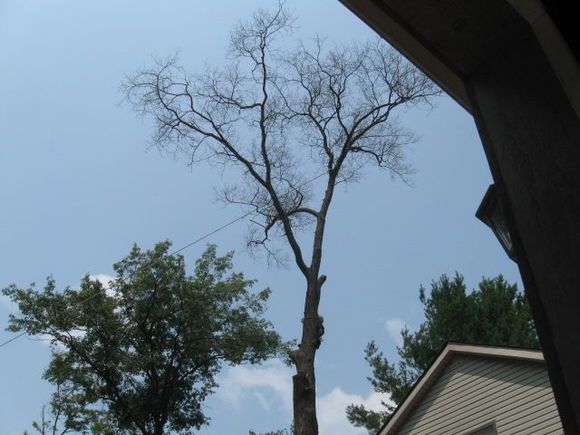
left=378, top=343, right=545, bottom=435
left=338, top=0, right=580, bottom=116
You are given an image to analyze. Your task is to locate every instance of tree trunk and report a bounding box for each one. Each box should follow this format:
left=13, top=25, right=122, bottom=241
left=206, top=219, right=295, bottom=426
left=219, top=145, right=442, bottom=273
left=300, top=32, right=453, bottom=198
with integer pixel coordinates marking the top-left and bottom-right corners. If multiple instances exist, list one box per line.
left=292, top=276, right=325, bottom=435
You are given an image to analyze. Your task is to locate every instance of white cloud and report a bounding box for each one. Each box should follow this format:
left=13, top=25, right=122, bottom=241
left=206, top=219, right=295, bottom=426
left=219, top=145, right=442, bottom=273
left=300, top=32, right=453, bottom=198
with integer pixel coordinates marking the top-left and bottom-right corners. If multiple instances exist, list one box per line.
left=88, top=274, right=117, bottom=298
left=218, top=360, right=293, bottom=412
left=29, top=328, right=87, bottom=349
left=89, top=273, right=115, bottom=287
left=318, top=387, right=391, bottom=435
left=385, top=318, right=407, bottom=347
left=217, top=360, right=392, bottom=434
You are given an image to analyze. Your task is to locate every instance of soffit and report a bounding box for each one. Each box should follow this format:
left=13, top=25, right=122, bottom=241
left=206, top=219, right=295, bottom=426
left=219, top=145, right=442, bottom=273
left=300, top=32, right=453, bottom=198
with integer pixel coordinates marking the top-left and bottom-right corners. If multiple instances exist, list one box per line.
left=379, top=0, right=530, bottom=77
left=338, top=0, right=534, bottom=111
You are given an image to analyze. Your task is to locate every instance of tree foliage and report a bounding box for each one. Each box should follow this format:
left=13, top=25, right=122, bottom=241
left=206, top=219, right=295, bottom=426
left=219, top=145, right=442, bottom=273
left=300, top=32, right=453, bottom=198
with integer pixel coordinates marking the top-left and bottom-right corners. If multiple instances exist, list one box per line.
left=26, top=374, right=114, bottom=435
left=4, top=242, right=282, bottom=435
left=347, top=273, right=539, bottom=433
left=123, top=3, right=438, bottom=434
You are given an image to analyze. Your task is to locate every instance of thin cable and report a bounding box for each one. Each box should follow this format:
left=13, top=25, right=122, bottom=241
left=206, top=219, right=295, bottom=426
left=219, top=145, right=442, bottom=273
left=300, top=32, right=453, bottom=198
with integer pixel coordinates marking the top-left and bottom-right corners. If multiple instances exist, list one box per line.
left=0, top=213, right=254, bottom=349
left=168, top=171, right=327, bottom=257
left=0, top=331, right=27, bottom=348
left=0, top=171, right=328, bottom=349
left=168, top=211, right=254, bottom=257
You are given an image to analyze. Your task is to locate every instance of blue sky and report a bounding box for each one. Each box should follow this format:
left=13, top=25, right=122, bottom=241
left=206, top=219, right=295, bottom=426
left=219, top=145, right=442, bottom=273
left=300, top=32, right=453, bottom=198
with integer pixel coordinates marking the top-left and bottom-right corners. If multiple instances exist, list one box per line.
left=0, top=1, right=521, bottom=433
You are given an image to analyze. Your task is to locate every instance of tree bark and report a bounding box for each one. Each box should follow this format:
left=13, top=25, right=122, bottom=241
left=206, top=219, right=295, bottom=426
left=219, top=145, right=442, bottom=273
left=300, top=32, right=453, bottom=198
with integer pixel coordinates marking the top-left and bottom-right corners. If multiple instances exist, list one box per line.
left=292, top=276, right=326, bottom=435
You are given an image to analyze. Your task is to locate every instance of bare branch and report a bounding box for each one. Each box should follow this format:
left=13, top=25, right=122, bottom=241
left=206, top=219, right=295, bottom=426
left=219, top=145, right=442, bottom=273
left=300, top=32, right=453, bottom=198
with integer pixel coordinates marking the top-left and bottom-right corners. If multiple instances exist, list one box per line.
left=123, top=5, right=439, bottom=433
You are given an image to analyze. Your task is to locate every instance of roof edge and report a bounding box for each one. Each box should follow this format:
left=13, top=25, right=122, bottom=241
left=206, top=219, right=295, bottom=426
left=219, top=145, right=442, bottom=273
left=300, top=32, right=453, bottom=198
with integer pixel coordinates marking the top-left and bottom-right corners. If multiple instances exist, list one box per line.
left=337, top=0, right=472, bottom=112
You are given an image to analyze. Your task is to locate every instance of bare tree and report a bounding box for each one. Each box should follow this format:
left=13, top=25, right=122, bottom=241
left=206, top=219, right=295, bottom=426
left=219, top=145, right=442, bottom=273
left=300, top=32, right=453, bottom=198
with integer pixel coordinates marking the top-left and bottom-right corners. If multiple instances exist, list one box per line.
left=123, top=4, right=438, bottom=434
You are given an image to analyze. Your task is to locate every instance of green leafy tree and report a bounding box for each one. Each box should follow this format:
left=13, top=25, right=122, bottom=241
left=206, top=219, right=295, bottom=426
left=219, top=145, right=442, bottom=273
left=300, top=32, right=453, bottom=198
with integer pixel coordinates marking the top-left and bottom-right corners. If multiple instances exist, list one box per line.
left=4, top=242, right=283, bottom=435
left=27, top=374, right=113, bottom=435
left=347, top=273, right=539, bottom=433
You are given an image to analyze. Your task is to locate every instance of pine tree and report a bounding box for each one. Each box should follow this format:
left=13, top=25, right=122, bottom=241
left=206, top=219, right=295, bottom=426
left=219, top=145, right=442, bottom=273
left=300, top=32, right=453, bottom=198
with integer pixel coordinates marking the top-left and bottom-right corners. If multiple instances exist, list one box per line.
left=347, top=273, right=539, bottom=433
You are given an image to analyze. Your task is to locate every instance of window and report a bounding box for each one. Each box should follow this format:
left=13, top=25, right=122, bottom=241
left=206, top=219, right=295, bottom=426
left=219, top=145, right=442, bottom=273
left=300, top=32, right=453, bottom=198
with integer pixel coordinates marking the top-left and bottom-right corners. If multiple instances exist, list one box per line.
left=468, top=424, right=497, bottom=435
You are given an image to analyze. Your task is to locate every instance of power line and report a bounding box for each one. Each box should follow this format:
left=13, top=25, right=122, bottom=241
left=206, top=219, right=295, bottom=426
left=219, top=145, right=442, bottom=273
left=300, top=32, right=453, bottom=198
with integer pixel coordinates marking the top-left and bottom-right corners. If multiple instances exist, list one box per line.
left=0, top=171, right=328, bottom=349
left=166, top=171, right=327, bottom=257
left=0, top=331, right=27, bottom=348
left=0, top=211, right=253, bottom=349
left=168, top=211, right=254, bottom=257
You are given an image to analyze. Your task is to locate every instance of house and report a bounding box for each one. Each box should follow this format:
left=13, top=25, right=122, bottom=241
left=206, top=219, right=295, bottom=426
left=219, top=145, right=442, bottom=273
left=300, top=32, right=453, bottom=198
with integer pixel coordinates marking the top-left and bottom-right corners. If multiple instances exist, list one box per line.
left=379, top=343, right=563, bottom=435
left=337, top=2, right=580, bottom=431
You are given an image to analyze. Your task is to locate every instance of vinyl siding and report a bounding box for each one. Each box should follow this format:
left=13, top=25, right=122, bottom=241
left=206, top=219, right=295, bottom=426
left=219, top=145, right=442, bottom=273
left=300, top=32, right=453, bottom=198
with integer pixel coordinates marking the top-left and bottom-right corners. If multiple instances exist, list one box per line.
left=393, top=355, right=563, bottom=435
